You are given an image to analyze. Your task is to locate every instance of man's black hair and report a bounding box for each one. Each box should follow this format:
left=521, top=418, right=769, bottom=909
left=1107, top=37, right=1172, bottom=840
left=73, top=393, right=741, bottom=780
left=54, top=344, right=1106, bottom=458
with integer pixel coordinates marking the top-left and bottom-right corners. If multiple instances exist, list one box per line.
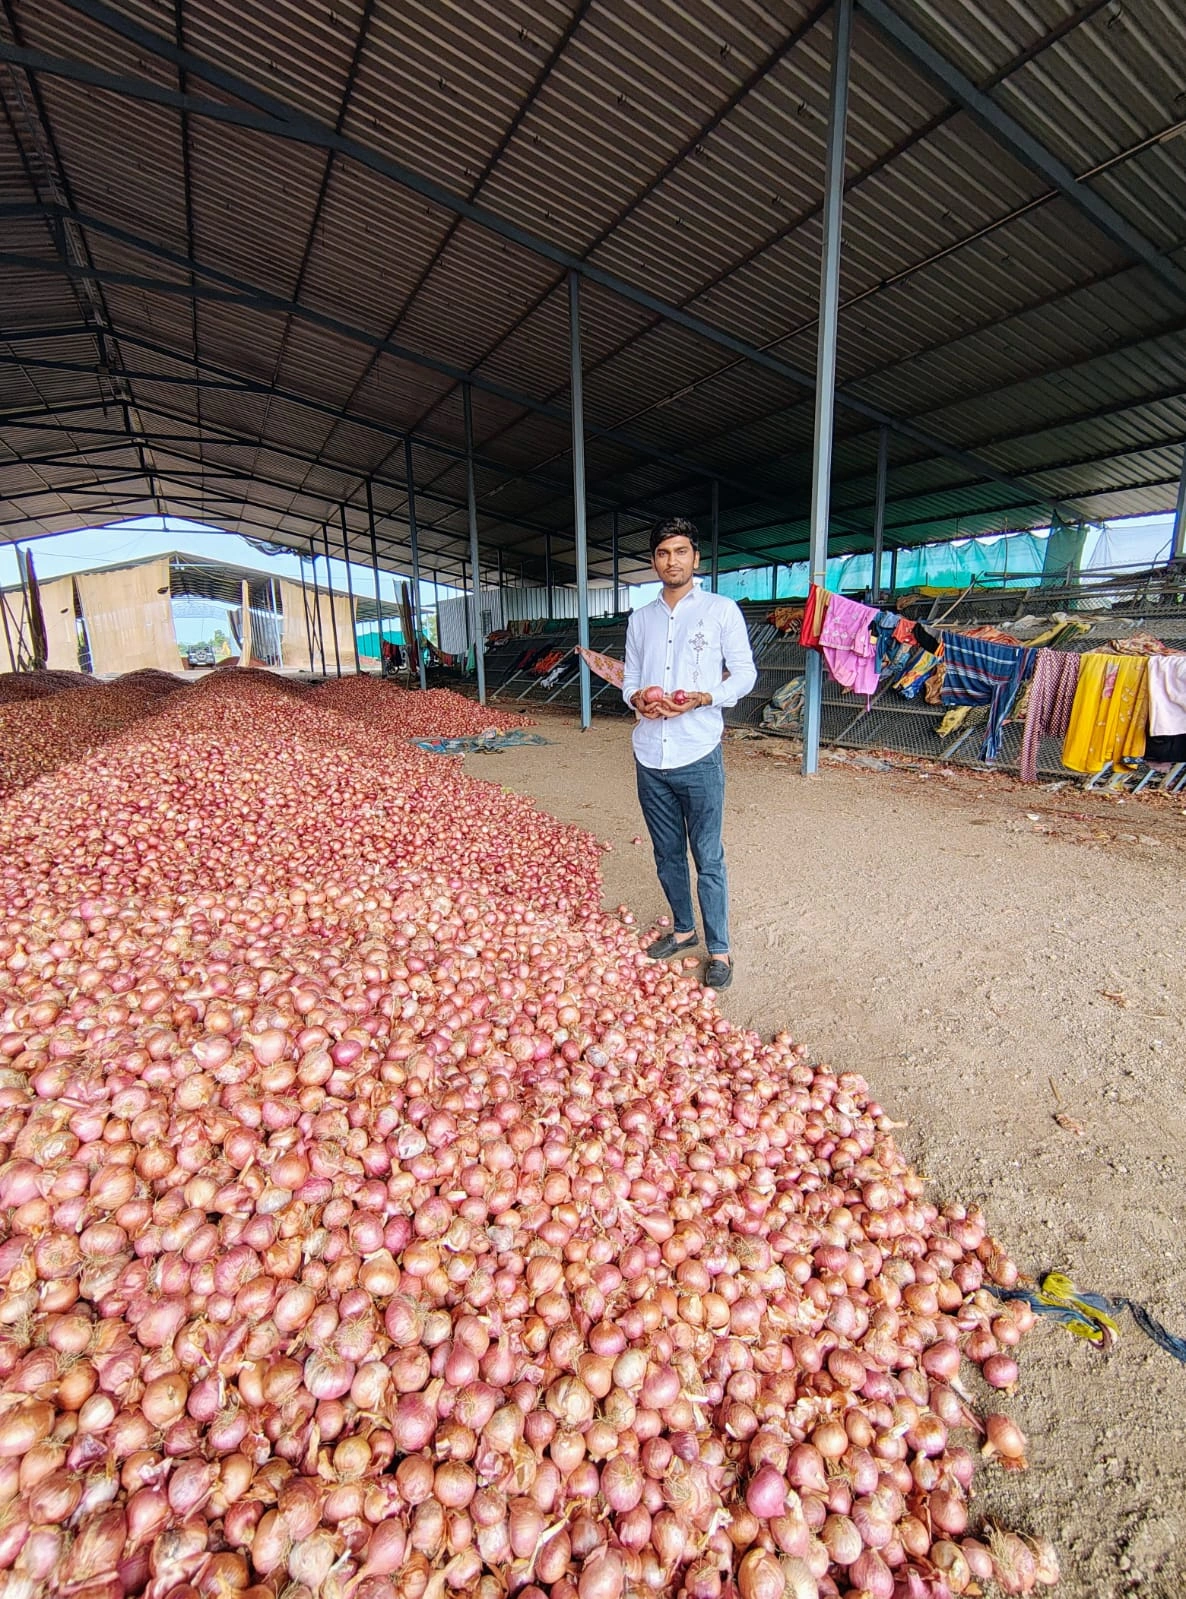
left=650, top=517, right=700, bottom=557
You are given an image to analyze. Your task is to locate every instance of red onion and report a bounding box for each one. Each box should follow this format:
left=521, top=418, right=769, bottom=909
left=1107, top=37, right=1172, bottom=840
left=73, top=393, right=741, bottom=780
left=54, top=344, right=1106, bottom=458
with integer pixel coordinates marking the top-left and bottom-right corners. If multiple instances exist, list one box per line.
left=0, top=672, right=1046, bottom=1599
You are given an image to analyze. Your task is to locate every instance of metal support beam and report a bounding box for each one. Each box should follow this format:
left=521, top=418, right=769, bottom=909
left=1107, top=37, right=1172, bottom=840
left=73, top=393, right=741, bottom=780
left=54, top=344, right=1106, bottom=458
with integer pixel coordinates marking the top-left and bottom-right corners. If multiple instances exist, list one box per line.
left=339, top=505, right=361, bottom=673
left=545, top=532, right=554, bottom=619
left=322, top=523, right=342, bottom=676
left=612, top=512, right=620, bottom=614
left=308, top=537, right=328, bottom=676
left=404, top=436, right=427, bottom=690
left=803, top=0, right=852, bottom=778
left=889, top=545, right=899, bottom=596
left=710, top=481, right=720, bottom=593
left=569, top=273, right=593, bottom=730
left=0, top=588, right=17, bottom=673
left=462, top=384, right=486, bottom=705
left=365, top=479, right=383, bottom=668
left=869, top=425, right=888, bottom=603
left=857, top=0, right=1186, bottom=301
left=1173, top=445, right=1186, bottom=561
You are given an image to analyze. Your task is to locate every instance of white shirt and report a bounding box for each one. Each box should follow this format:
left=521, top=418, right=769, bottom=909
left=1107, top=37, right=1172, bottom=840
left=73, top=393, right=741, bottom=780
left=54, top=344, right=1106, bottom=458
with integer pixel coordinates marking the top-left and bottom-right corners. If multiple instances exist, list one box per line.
left=622, top=586, right=757, bottom=770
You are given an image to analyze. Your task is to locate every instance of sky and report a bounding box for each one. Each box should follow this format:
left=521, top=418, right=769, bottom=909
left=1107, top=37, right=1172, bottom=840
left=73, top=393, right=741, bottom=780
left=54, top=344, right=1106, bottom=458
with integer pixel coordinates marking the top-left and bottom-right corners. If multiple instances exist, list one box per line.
left=0, top=518, right=471, bottom=648
left=0, top=517, right=462, bottom=606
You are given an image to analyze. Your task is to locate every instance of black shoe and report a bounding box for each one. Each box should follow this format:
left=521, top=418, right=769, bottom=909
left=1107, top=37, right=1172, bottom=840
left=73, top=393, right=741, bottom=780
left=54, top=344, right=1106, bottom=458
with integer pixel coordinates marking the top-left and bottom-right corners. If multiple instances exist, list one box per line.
left=704, top=957, right=733, bottom=990
left=646, top=931, right=698, bottom=960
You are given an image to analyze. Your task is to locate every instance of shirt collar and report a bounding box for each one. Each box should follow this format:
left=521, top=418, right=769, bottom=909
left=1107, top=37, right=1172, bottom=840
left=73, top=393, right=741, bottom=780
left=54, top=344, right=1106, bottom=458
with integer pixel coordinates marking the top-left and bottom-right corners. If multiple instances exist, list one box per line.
left=656, top=586, right=703, bottom=617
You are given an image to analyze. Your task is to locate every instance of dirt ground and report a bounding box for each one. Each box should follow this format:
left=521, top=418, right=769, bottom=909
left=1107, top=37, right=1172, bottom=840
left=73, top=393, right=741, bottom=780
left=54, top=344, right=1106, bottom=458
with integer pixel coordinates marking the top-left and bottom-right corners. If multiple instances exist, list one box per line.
left=466, top=711, right=1186, bottom=1599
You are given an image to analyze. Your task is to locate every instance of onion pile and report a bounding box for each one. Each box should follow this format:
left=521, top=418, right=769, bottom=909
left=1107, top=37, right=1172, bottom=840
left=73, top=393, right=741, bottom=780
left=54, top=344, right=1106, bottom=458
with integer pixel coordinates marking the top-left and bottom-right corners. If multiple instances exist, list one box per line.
left=0, top=681, right=178, bottom=801
left=313, top=678, right=533, bottom=739
left=0, top=670, right=95, bottom=706
left=0, top=673, right=1055, bottom=1599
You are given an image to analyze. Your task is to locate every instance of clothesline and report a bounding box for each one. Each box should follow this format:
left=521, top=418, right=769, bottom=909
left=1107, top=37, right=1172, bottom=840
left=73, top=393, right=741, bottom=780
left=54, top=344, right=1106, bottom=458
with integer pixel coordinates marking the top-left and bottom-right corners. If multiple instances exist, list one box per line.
left=801, top=583, right=1186, bottom=779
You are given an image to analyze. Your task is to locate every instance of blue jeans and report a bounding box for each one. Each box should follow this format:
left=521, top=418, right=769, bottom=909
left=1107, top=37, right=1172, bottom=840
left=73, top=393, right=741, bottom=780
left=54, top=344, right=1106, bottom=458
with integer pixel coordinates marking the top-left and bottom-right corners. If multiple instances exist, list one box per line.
left=635, top=745, right=730, bottom=955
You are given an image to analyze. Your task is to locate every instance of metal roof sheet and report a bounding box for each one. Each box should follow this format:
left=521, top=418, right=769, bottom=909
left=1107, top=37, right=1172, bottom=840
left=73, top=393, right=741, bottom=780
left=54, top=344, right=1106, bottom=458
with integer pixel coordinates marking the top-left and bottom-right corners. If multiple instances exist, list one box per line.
left=2, top=0, right=1185, bottom=588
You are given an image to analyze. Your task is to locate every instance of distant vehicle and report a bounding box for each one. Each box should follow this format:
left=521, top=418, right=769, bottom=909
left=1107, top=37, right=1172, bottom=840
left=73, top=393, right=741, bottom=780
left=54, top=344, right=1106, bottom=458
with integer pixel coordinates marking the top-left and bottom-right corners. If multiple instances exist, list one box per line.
left=186, top=643, right=216, bottom=668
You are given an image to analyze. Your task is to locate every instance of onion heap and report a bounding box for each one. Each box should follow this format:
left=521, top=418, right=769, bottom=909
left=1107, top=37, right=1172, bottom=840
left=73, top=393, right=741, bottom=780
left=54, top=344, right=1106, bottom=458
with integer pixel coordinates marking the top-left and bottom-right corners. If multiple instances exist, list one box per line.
left=0, top=671, right=95, bottom=707
left=0, top=673, right=1056, bottom=1599
left=312, top=678, right=534, bottom=740
left=0, top=678, right=179, bottom=802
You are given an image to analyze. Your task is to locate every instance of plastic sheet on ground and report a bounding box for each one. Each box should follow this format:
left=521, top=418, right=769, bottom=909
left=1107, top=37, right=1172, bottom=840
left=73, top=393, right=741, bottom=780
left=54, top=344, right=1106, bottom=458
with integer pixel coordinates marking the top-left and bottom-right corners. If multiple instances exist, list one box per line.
left=411, top=730, right=551, bottom=755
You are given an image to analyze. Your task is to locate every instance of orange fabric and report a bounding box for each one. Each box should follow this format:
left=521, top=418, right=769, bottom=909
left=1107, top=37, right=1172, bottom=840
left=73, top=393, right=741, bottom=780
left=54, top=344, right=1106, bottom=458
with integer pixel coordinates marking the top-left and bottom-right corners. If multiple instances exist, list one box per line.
left=799, top=584, right=831, bottom=649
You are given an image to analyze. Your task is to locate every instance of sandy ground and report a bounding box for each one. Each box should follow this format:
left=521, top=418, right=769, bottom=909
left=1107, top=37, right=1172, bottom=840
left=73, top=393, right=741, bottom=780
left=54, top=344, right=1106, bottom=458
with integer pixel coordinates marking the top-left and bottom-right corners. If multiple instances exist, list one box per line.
left=466, top=711, right=1186, bottom=1599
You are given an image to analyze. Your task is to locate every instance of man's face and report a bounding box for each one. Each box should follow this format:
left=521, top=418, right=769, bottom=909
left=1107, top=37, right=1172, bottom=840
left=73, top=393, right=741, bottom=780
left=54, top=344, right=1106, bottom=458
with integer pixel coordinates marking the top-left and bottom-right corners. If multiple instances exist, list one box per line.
left=652, top=535, right=699, bottom=588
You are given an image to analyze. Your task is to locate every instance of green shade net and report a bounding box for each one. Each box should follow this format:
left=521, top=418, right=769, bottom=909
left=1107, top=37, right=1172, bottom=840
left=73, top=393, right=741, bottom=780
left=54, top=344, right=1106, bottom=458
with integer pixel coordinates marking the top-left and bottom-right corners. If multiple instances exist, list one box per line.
left=718, top=529, right=1066, bottom=602
left=356, top=623, right=404, bottom=659
left=1041, top=513, right=1090, bottom=587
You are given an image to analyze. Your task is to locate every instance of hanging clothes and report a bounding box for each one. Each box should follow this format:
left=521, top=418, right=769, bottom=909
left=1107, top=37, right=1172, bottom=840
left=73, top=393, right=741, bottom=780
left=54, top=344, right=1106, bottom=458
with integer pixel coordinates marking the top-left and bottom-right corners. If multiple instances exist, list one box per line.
left=799, top=584, right=831, bottom=649
left=768, top=606, right=805, bottom=635
left=1061, top=654, right=1149, bottom=775
left=924, top=662, right=947, bottom=706
left=1019, top=649, right=1082, bottom=783
left=872, top=612, right=899, bottom=674
left=576, top=644, right=624, bottom=688
left=818, top=592, right=880, bottom=697
left=892, top=617, right=916, bottom=646
left=1146, top=656, right=1186, bottom=737
left=939, top=633, right=1035, bottom=761
left=1145, top=733, right=1186, bottom=764
left=893, top=645, right=944, bottom=701
left=1143, top=657, right=1186, bottom=764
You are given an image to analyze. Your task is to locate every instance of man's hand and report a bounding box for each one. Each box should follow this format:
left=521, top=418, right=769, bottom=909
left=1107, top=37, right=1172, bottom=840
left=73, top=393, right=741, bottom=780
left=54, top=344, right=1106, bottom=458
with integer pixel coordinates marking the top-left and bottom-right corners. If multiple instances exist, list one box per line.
left=630, top=688, right=667, bottom=719
left=655, top=690, right=711, bottom=717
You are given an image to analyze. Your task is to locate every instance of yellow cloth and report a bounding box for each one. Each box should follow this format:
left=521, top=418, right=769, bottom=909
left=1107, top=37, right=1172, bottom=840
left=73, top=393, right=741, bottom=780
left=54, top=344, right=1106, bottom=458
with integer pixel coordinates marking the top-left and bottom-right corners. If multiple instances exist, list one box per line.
left=1061, top=654, right=1149, bottom=774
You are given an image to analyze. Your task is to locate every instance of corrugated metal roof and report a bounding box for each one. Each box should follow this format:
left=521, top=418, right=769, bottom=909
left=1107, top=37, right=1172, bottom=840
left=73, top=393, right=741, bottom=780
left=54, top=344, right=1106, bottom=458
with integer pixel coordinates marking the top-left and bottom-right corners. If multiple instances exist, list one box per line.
left=3, top=0, right=1185, bottom=588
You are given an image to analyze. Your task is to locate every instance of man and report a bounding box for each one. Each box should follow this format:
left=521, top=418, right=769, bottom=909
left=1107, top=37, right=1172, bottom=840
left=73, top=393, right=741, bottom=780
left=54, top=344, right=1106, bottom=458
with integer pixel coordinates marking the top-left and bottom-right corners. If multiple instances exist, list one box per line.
left=622, top=517, right=757, bottom=990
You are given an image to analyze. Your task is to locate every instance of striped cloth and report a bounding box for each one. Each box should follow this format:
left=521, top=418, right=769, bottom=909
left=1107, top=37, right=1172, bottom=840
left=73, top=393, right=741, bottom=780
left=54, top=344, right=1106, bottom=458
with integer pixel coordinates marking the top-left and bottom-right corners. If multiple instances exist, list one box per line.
left=1019, top=649, right=1082, bottom=782
left=939, top=632, right=1035, bottom=762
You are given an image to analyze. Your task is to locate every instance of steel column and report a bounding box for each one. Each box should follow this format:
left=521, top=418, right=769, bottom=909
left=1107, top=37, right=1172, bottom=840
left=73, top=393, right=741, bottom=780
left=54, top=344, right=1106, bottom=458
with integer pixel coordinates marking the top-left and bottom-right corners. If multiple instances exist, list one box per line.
left=364, top=480, right=384, bottom=672
left=803, top=0, right=853, bottom=778
left=404, top=438, right=428, bottom=690
left=322, top=524, right=342, bottom=677
left=869, top=425, right=888, bottom=603
left=0, top=590, right=17, bottom=673
left=710, top=481, right=720, bottom=593
left=1173, top=445, right=1186, bottom=561
left=612, top=511, right=620, bottom=614
left=308, top=537, right=328, bottom=677
left=339, top=506, right=361, bottom=674
left=545, top=532, right=554, bottom=618
left=462, top=385, right=486, bottom=703
left=298, top=556, right=314, bottom=672
left=889, top=546, right=899, bottom=596
left=569, top=272, right=592, bottom=729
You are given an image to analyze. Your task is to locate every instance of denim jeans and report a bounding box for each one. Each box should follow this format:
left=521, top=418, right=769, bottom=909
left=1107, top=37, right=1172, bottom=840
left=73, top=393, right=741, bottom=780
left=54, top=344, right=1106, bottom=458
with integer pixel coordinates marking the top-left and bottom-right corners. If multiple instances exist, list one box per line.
left=635, top=744, right=730, bottom=955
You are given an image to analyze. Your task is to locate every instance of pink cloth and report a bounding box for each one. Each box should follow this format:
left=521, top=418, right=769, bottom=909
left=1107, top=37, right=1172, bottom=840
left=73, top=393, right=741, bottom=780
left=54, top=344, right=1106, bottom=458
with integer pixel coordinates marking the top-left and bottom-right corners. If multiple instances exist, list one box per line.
left=819, top=592, right=880, bottom=697
left=1147, top=655, right=1186, bottom=736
